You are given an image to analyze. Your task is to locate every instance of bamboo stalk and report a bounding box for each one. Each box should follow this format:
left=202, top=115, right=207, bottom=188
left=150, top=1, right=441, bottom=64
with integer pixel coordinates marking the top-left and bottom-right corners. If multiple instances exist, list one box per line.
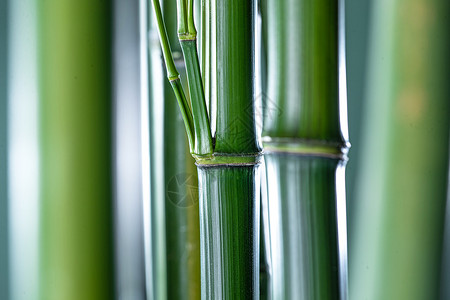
left=198, top=165, right=260, bottom=299
left=113, top=0, right=146, bottom=298
left=195, top=0, right=262, bottom=298
left=261, top=0, right=349, bottom=298
left=150, top=0, right=261, bottom=298
left=351, top=0, right=450, bottom=299
left=264, top=155, right=347, bottom=299
left=0, top=0, right=7, bottom=297
left=38, top=1, right=114, bottom=299
left=214, top=0, right=259, bottom=155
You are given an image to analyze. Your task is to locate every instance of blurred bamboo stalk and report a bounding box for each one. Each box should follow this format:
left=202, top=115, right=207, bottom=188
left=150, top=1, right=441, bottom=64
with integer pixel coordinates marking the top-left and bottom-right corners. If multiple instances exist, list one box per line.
left=8, top=0, right=40, bottom=298
left=38, top=1, right=114, bottom=299
left=351, top=0, right=450, bottom=299
left=261, top=0, right=349, bottom=298
left=0, top=0, right=8, bottom=298
left=113, top=0, right=146, bottom=298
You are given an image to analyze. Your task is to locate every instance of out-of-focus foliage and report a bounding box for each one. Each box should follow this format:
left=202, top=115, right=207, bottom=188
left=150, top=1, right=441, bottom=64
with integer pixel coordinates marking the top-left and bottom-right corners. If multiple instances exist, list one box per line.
left=351, top=0, right=450, bottom=299
left=0, top=0, right=8, bottom=298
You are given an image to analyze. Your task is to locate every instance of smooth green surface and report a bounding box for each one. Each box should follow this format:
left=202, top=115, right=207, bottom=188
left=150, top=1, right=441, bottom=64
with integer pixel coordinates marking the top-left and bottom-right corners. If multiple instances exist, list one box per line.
left=0, top=0, right=8, bottom=298
left=198, top=165, right=260, bottom=299
left=264, top=154, right=346, bottom=299
left=176, top=0, right=188, bottom=36
left=263, top=0, right=344, bottom=144
left=180, top=40, right=213, bottom=157
left=38, top=1, right=114, bottom=300
left=176, top=0, right=196, bottom=39
left=351, top=0, right=450, bottom=299
left=150, top=0, right=179, bottom=80
left=262, top=0, right=348, bottom=298
left=170, top=79, right=195, bottom=151
left=197, top=1, right=262, bottom=298
left=215, top=0, right=259, bottom=155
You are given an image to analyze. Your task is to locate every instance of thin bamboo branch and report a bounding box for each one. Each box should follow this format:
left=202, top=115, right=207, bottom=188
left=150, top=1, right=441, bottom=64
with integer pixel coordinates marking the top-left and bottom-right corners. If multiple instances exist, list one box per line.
left=146, top=1, right=201, bottom=299
left=150, top=0, right=195, bottom=152
left=180, top=40, right=213, bottom=157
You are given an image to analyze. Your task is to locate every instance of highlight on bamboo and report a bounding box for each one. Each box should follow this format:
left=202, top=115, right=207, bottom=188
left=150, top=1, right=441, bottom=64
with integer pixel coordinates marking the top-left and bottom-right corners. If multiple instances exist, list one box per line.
left=1, top=0, right=449, bottom=299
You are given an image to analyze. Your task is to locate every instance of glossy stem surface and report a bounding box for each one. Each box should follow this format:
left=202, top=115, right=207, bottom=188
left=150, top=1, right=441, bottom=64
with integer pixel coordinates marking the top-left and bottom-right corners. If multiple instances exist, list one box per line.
left=180, top=40, right=213, bottom=157
left=198, top=165, right=260, bottom=299
left=215, top=0, right=259, bottom=154
left=264, top=154, right=347, bottom=299
left=38, top=1, right=114, bottom=299
left=264, top=0, right=345, bottom=144
left=262, top=0, right=349, bottom=299
left=170, top=78, right=195, bottom=152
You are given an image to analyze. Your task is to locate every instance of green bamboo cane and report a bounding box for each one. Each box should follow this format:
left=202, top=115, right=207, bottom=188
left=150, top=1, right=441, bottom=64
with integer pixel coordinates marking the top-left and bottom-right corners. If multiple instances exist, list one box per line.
left=38, top=1, right=114, bottom=299
left=150, top=0, right=261, bottom=297
left=146, top=0, right=201, bottom=298
left=350, top=0, right=450, bottom=299
left=200, top=1, right=262, bottom=298
left=261, top=0, right=349, bottom=298
left=0, top=0, right=8, bottom=298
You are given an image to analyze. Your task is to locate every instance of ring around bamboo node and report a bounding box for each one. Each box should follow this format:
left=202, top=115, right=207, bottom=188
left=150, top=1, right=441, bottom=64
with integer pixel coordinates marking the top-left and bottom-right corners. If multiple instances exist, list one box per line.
left=262, top=137, right=350, bottom=160
left=178, top=34, right=197, bottom=41
left=195, top=153, right=263, bottom=168
left=169, top=75, right=180, bottom=82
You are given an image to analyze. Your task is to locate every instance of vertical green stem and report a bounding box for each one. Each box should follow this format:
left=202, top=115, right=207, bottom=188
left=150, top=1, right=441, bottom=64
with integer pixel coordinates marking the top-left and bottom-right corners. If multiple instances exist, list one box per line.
left=150, top=0, right=195, bottom=152
left=264, top=155, right=347, bottom=299
left=263, top=0, right=344, bottom=143
left=197, top=0, right=262, bottom=298
left=38, top=1, right=114, bottom=299
left=180, top=40, right=213, bottom=157
left=198, top=165, right=260, bottom=299
left=214, top=0, right=259, bottom=155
